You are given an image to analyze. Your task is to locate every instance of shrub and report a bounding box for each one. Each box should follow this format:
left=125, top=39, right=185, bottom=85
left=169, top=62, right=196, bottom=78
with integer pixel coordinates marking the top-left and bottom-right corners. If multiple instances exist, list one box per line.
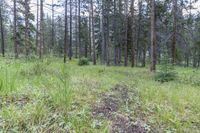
left=155, top=49, right=176, bottom=82
left=78, top=58, right=89, bottom=66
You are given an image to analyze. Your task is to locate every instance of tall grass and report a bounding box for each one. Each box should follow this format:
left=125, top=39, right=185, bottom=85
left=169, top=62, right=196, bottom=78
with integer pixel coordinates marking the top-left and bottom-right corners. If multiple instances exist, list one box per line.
left=49, top=64, right=72, bottom=110
left=0, top=63, right=20, bottom=95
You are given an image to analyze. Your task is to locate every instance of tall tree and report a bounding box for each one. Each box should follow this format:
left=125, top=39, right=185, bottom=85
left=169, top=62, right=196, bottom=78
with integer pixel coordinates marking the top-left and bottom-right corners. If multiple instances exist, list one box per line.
left=69, top=0, right=72, bottom=60
left=150, top=0, right=156, bottom=71
left=75, top=0, right=78, bottom=58
left=131, top=0, right=135, bottom=67
left=39, top=0, right=44, bottom=58
left=90, top=0, right=96, bottom=65
left=172, top=0, right=177, bottom=64
left=124, top=0, right=128, bottom=66
left=14, top=0, right=18, bottom=58
left=78, top=0, right=81, bottom=58
left=51, top=0, right=55, bottom=51
left=36, top=0, right=39, bottom=55
left=24, top=0, right=30, bottom=57
left=0, top=2, right=5, bottom=57
left=64, top=0, right=68, bottom=63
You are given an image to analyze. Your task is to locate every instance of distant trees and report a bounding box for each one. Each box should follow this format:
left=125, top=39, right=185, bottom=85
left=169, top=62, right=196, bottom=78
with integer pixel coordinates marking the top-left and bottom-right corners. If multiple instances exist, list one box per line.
left=0, top=0, right=200, bottom=70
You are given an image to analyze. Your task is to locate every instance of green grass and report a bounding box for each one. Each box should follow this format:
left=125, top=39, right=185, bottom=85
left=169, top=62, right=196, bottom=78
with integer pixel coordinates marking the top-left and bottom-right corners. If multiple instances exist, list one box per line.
left=0, top=57, right=199, bottom=132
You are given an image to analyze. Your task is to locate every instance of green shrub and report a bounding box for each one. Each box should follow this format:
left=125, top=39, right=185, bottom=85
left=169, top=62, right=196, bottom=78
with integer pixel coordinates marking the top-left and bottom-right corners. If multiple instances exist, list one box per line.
left=78, top=58, right=89, bottom=66
left=155, top=50, right=176, bottom=82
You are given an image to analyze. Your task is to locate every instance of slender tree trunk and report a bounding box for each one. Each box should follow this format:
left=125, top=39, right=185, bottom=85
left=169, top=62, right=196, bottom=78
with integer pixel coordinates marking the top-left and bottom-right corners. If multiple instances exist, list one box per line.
left=131, top=0, right=135, bottom=67
left=124, top=0, right=128, bottom=66
left=172, top=0, right=177, bottom=64
left=69, top=0, right=72, bottom=60
left=90, top=0, right=96, bottom=65
left=78, top=0, right=81, bottom=58
left=0, top=4, right=5, bottom=57
left=25, top=0, right=29, bottom=57
left=136, top=1, right=142, bottom=66
left=88, top=13, right=92, bottom=58
left=39, top=0, right=44, bottom=59
left=113, top=0, right=117, bottom=65
left=150, top=0, right=156, bottom=71
left=100, top=11, right=105, bottom=64
left=118, top=0, right=122, bottom=65
left=51, top=0, right=55, bottom=52
left=64, top=0, right=68, bottom=63
left=75, top=0, right=78, bottom=58
left=14, top=0, right=18, bottom=58
left=36, top=0, right=39, bottom=55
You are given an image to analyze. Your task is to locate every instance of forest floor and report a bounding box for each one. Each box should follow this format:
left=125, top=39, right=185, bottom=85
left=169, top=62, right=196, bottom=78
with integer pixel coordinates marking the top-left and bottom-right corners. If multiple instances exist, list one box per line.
left=0, top=57, right=199, bottom=132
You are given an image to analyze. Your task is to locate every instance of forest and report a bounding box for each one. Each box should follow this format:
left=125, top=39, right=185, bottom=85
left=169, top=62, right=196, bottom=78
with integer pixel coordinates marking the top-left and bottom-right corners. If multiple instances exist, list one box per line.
left=0, top=0, right=200, bottom=132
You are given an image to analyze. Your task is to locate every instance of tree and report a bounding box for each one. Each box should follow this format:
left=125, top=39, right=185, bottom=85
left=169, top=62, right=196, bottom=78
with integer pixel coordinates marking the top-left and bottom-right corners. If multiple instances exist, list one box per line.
left=39, top=0, right=44, bottom=59
left=36, top=0, right=39, bottom=55
left=90, top=0, right=96, bottom=65
left=14, top=0, right=18, bottom=58
left=150, top=0, right=156, bottom=71
left=131, top=0, right=135, bottom=67
left=0, top=2, right=5, bottom=57
left=69, top=0, right=73, bottom=60
left=24, top=0, right=30, bottom=57
left=124, top=0, right=128, bottom=66
left=64, top=0, right=68, bottom=63
left=172, top=0, right=177, bottom=64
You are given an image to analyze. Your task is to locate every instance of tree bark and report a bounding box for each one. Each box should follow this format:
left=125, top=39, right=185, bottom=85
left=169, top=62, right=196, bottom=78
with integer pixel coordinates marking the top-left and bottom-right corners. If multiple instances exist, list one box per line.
left=51, top=0, right=55, bottom=51
left=14, top=0, right=18, bottom=58
left=69, top=0, right=72, bottom=60
left=25, top=0, right=29, bottom=57
left=36, top=0, right=39, bottom=55
left=39, top=0, right=44, bottom=59
left=131, top=0, right=135, bottom=67
left=90, top=0, right=96, bottom=65
left=64, top=0, right=68, bottom=63
left=172, top=0, right=177, bottom=64
left=150, top=0, right=156, bottom=71
left=124, top=0, right=128, bottom=66
left=0, top=4, right=5, bottom=57
left=78, top=0, right=81, bottom=58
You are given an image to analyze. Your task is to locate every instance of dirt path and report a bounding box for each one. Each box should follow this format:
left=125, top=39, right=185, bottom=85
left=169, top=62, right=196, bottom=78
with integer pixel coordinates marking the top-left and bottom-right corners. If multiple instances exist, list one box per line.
left=92, top=84, right=147, bottom=133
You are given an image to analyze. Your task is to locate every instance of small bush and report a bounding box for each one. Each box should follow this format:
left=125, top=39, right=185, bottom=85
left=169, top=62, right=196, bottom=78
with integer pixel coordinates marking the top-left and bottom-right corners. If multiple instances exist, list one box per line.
left=78, top=58, right=89, bottom=66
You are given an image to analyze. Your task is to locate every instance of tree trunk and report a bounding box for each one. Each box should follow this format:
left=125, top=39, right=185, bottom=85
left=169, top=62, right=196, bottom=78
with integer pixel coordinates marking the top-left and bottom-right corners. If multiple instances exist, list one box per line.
left=150, top=0, right=156, bottom=71
left=14, top=0, right=18, bottom=58
left=131, top=0, right=135, bottom=67
left=124, top=0, right=128, bottom=66
left=90, top=0, right=96, bottom=65
left=78, top=0, right=81, bottom=58
left=64, top=0, right=68, bottom=63
left=0, top=4, right=5, bottom=57
left=75, top=0, right=78, bottom=58
left=113, top=0, right=117, bottom=65
left=39, top=0, right=44, bottom=59
left=69, top=0, right=72, bottom=60
left=36, top=0, right=39, bottom=55
left=25, top=0, right=29, bottom=57
left=51, top=0, right=55, bottom=52
left=172, top=0, right=177, bottom=64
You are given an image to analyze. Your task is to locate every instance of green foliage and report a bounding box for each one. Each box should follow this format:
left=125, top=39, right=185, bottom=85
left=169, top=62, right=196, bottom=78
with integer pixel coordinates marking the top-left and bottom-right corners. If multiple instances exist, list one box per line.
left=155, top=50, right=176, bottom=82
left=78, top=58, right=89, bottom=66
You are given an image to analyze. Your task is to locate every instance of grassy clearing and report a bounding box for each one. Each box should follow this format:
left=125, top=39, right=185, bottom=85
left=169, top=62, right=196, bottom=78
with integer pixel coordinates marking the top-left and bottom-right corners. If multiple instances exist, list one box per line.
left=0, top=57, right=199, bottom=132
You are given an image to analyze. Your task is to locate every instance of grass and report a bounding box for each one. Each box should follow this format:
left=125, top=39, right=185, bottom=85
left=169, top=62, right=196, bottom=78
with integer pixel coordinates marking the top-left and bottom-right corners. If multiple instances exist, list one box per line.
left=0, top=57, right=199, bottom=132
